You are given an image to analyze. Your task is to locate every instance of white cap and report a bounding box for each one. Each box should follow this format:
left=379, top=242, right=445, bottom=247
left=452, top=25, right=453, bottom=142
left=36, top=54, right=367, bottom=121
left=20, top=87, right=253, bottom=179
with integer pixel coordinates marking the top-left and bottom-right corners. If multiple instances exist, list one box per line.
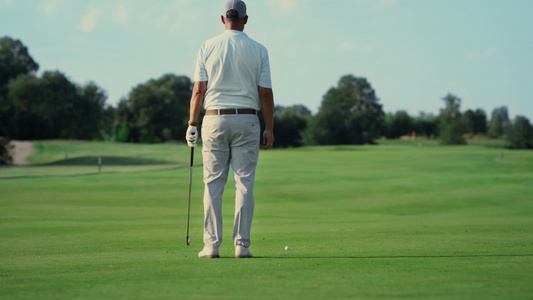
left=224, top=0, right=247, bottom=19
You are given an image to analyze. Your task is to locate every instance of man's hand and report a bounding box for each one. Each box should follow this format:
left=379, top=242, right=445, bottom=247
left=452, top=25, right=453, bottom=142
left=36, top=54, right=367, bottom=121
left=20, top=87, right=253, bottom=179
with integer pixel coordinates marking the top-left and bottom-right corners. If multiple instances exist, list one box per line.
left=186, top=125, right=198, bottom=147
left=262, top=129, right=274, bottom=149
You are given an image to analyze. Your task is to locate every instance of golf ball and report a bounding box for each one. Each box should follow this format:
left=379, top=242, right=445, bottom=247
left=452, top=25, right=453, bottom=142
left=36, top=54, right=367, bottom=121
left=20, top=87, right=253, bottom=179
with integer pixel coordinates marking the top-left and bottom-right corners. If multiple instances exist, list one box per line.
left=285, top=246, right=290, bottom=251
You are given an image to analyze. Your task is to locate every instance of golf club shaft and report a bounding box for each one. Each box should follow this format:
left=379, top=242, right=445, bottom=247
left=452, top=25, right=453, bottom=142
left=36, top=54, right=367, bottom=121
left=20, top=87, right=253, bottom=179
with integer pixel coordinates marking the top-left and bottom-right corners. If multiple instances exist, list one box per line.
left=186, top=147, right=194, bottom=245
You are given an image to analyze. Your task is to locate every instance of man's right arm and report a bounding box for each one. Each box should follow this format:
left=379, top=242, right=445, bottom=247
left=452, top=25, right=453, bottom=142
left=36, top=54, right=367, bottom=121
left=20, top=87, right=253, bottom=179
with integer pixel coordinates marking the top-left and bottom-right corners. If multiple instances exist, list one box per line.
left=258, top=86, right=274, bottom=149
left=185, top=81, right=207, bottom=147
left=189, top=81, right=207, bottom=126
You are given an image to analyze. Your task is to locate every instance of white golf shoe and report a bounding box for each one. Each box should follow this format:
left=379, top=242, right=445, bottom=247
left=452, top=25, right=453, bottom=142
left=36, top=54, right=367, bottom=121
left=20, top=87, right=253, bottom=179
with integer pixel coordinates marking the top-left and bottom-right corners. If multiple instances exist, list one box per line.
left=235, top=245, right=253, bottom=258
left=198, top=248, right=220, bottom=258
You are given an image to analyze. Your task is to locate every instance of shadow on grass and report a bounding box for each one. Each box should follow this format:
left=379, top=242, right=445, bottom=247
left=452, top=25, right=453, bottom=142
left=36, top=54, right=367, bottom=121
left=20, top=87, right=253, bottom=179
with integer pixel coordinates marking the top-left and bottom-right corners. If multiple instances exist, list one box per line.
left=43, top=156, right=173, bottom=166
left=0, top=156, right=193, bottom=180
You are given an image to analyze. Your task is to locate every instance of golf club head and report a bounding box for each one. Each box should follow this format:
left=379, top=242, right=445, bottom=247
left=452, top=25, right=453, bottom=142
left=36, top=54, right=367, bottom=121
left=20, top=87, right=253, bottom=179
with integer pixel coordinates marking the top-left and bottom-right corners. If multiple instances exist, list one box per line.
left=187, top=238, right=191, bottom=246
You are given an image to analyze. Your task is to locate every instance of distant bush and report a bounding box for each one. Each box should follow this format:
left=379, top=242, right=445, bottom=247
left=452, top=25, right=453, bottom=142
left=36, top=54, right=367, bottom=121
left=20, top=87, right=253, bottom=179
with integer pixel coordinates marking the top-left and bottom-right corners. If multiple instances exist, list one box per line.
left=117, top=120, right=129, bottom=142
left=439, top=94, right=466, bottom=145
left=507, top=116, right=533, bottom=149
left=0, top=136, right=13, bottom=164
left=162, top=128, right=172, bottom=142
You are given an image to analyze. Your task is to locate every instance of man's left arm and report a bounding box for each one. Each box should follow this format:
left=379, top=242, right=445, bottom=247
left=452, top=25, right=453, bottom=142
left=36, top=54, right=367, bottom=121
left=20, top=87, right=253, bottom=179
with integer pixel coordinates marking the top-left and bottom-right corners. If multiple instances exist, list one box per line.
left=258, top=86, right=274, bottom=149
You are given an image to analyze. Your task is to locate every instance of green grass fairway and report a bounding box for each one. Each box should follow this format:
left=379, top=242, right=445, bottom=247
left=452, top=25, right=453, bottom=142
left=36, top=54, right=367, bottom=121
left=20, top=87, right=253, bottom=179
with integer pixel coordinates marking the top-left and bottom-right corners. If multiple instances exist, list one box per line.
left=1, top=141, right=532, bottom=299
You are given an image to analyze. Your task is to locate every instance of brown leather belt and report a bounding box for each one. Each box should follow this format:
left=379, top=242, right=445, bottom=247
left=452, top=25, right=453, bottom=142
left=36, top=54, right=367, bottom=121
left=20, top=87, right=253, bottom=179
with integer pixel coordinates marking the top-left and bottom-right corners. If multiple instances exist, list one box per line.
left=205, top=109, right=257, bottom=115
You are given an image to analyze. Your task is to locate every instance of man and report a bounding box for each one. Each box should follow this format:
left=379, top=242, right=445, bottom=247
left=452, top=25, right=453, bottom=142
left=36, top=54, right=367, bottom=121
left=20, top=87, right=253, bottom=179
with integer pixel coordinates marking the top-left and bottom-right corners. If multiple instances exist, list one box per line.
left=186, top=0, right=275, bottom=259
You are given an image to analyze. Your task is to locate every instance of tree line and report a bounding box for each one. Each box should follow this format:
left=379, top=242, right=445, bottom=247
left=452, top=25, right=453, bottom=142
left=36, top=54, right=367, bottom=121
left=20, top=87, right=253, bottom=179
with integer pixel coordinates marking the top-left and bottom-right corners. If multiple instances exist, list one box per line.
left=274, top=78, right=531, bottom=150
left=1, top=36, right=532, bottom=163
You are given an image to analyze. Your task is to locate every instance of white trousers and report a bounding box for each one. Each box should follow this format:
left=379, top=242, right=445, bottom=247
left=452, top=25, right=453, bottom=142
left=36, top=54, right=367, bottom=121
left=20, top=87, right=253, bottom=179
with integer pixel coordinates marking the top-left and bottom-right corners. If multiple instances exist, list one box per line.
left=201, top=114, right=260, bottom=250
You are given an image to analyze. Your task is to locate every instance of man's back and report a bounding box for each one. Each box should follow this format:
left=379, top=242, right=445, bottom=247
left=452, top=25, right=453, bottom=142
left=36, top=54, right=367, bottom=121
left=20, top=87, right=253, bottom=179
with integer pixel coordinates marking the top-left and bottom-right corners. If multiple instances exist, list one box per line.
left=194, top=30, right=271, bottom=110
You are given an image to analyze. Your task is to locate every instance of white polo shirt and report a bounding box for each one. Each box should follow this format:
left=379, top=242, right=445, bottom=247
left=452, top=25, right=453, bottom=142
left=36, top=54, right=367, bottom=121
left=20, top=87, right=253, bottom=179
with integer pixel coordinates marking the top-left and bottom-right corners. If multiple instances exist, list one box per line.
left=194, top=30, right=272, bottom=111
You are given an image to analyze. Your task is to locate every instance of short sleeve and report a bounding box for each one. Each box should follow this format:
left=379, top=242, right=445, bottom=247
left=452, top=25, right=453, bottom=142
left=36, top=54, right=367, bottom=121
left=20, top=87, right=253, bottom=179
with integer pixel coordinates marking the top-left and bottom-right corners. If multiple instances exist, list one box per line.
left=193, top=45, right=208, bottom=82
left=258, top=47, right=272, bottom=88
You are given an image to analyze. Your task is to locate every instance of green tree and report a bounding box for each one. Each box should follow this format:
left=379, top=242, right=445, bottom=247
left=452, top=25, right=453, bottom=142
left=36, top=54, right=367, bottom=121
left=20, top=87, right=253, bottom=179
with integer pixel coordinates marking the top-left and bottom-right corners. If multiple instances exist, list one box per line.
left=0, top=136, right=12, bottom=164
left=100, top=105, right=117, bottom=141
left=161, top=128, right=172, bottom=142
left=7, top=73, right=48, bottom=139
left=462, top=109, right=476, bottom=135
left=488, top=107, right=511, bottom=138
left=10, top=71, right=79, bottom=139
left=7, top=71, right=108, bottom=140
left=117, top=74, right=192, bottom=143
left=117, top=119, right=129, bottom=142
left=386, top=110, right=413, bottom=139
left=76, top=82, right=108, bottom=139
left=413, top=112, right=439, bottom=138
left=115, top=98, right=132, bottom=142
left=308, top=75, right=384, bottom=145
left=271, top=105, right=311, bottom=148
left=507, top=116, right=533, bottom=149
left=0, top=37, right=39, bottom=136
left=462, top=108, right=487, bottom=136
left=0, top=37, right=39, bottom=86
left=280, top=104, right=312, bottom=118
left=439, top=93, right=466, bottom=145
left=488, top=114, right=503, bottom=138
left=2, top=37, right=108, bottom=140
left=473, top=109, right=488, bottom=135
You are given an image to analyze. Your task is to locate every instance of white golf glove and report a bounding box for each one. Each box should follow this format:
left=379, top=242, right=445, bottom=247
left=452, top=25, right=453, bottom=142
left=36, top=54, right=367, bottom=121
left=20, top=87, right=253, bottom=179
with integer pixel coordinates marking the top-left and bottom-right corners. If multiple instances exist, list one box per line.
left=186, top=125, right=198, bottom=147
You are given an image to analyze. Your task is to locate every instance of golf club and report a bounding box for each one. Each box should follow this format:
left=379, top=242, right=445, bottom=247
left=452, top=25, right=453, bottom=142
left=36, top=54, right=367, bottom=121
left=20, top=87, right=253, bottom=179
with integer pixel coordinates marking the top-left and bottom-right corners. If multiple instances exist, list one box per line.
left=186, top=146, right=194, bottom=246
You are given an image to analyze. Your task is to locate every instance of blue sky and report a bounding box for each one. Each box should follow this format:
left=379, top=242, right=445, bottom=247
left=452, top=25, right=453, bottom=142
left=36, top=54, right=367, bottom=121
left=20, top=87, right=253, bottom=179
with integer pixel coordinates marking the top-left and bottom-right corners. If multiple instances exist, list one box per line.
left=2, top=0, right=532, bottom=121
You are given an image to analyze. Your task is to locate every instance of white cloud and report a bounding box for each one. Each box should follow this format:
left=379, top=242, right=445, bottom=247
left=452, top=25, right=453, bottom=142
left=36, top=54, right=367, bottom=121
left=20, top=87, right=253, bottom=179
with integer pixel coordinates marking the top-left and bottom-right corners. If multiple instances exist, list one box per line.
left=468, top=46, right=499, bottom=60
left=42, top=0, right=63, bottom=15
left=267, top=0, right=299, bottom=14
left=4, top=0, right=12, bottom=6
left=80, top=7, right=101, bottom=33
left=378, top=0, right=396, bottom=10
left=113, top=4, right=129, bottom=26
left=154, top=14, right=169, bottom=28
left=79, top=2, right=134, bottom=33
left=337, top=38, right=373, bottom=54
left=338, top=39, right=359, bottom=53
